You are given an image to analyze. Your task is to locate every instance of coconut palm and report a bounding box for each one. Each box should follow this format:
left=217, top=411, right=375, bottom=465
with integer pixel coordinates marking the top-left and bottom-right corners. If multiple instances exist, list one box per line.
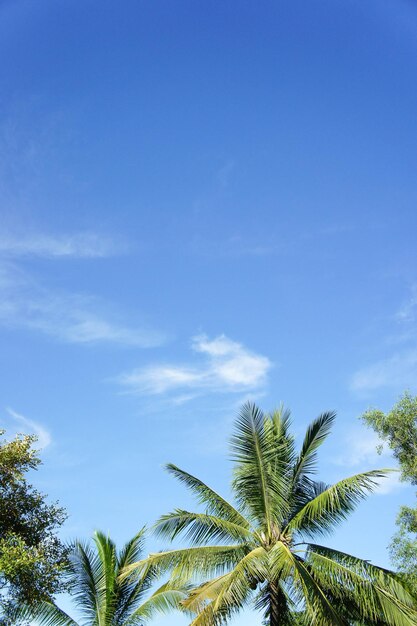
left=18, top=529, right=186, bottom=626
left=127, top=403, right=417, bottom=626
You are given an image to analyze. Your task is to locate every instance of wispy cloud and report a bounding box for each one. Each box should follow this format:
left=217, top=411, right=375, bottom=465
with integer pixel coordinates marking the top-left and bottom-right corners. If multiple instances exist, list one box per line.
left=5, top=408, right=52, bottom=448
left=0, top=231, right=124, bottom=258
left=396, top=284, right=417, bottom=323
left=332, top=428, right=389, bottom=468
left=351, top=350, right=417, bottom=393
left=190, top=234, right=280, bottom=258
left=331, top=427, right=404, bottom=495
left=351, top=286, right=417, bottom=394
left=118, top=334, right=272, bottom=396
left=374, top=472, right=404, bottom=495
left=0, top=262, right=165, bottom=347
left=190, top=223, right=355, bottom=260
left=216, top=159, right=236, bottom=189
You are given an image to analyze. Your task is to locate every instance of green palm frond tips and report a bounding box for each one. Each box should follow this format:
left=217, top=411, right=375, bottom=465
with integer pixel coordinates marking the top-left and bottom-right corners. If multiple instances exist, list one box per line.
left=18, top=529, right=187, bottom=626
left=147, top=402, right=417, bottom=626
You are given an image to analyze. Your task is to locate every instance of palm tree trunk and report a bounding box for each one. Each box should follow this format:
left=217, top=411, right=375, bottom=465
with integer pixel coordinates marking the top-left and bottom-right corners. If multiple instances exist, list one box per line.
left=269, top=581, right=281, bottom=626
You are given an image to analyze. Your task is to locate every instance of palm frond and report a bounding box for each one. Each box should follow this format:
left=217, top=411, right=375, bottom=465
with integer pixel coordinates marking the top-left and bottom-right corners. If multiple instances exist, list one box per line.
left=289, top=478, right=331, bottom=520
left=305, top=544, right=417, bottom=626
left=122, top=545, right=248, bottom=584
left=212, top=547, right=267, bottom=612
left=117, top=528, right=146, bottom=570
left=122, top=582, right=188, bottom=626
left=154, top=509, right=253, bottom=544
left=93, top=531, right=119, bottom=625
left=285, top=470, right=391, bottom=537
left=115, top=534, right=158, bottom=625
left=267, top=540, right=299, bottom=582
left=114, top=528, right=154, bottom=624
left=265, top=406, right=297, bottom=527
left=184, top=548, right=268, bottom=626
left=11, top=602, right=79, bottom=626
left=189, top=600, right=231, bottom=626
left=165, top=463, right=250, bottom=528
left=280, top=545, right=348, bottom=626
left=292, top=412, right=336, bottom=484
left=70, top=541, right=102, bottom=622
left=231, top=402, right=286, bottom=532
left=183, top=574, right=233, bottom=613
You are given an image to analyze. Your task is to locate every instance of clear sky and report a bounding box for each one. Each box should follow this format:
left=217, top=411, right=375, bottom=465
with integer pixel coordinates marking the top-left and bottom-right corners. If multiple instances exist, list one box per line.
left=1, top=1, right=417, bottom=624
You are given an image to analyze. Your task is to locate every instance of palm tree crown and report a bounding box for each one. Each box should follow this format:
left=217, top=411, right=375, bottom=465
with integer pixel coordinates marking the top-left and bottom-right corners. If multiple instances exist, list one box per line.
left=21, top=530, right=185, bottom=626
left=131, top=403, right=417, bottom=626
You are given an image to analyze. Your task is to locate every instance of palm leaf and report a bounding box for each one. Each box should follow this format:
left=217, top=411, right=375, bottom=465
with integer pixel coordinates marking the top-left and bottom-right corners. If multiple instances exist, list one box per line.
left=265, top=407, right=297, bottom=527
left=305, top=544, right=417, bottom=626
left=184, top=574, right=233, bottom=613
left=117, top=528, right=146, bottom=570
left=154, top=509, right=253, bottom=544
left=115, top=531, right=155, bottom=626
left=279, top=544, right=348, bottom=626
left=71, top=541, right=102, bottom=622
left=285, top=470, right=391, bottom=537
left=122, top=582, right=188, bottom=625
left=212, top=547, right=267, bottom=611
left=231, top=402, right=283, bottom=532
left=94, top=531, right=118, bottom=626
left=292, top=412, right=336, bottom=483
left=123, top=545, right=248, bottom=584
left=12, top=602, right=79, bottom=626
left=165, top=463, right=250, bottom=528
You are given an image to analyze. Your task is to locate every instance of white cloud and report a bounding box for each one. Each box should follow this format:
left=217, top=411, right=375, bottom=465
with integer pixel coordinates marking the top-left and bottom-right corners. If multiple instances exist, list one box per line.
left=396, top=285, right=417, bottom=323
left=217, top=159, right=236, bottom=189
left=190, top=235, right=279, bottom=258
left=5, top=408, right=52, bottom=448
left=330, top=427, right=405, bottom=495
left=0, top=231, right=124, bottom=259
left=118, top=334, right=272, bottom=396
left=351, top=349, right=417, bottom=393
left=24, top=300, right=164, bottom=347
left=0, top=262, right=165, bottom=347
left=374, top=471, right=404, bottom=495
left=350, top=285, right=417, bottom=394
left=332, top=428, right=389, bottom=468
left=190, top=223, right=355, bottom=260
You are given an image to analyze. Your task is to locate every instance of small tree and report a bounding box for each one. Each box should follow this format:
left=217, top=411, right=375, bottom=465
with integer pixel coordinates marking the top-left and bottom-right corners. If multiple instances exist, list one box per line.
left=0, top=430, right=68, bottom=623
left=361, top=392, right=417, bottom=588
left=19, top=530, right=186, bottom=626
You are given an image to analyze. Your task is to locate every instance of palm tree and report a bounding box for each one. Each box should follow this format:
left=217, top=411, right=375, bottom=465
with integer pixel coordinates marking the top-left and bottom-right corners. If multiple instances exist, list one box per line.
left=19, top=529, right=186, bottom=626
left=126, top=403, right=417, bottom=626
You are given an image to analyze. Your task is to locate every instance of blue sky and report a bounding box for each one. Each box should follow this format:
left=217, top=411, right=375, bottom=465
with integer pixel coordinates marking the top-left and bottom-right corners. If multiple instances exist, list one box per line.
left=1, top=0, right=417, bottom=624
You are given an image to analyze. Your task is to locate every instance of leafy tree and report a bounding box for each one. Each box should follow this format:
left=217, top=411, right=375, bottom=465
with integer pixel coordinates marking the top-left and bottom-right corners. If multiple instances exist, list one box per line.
left=361, top=392, right=417, bottom=588
left=19, top=530, right=186, bottom=626
left=127, top=403, right=417, bottom=626
left=0, top=430, right=68, bottom=622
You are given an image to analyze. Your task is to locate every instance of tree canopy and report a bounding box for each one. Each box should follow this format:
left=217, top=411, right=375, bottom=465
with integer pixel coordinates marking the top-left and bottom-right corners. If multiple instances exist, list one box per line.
left=361, top=392, right=417, bottom=589
left=0, top=430, right=68, bottom=623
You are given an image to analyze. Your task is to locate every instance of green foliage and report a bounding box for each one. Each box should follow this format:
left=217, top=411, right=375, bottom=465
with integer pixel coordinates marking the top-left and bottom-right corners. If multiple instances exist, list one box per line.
left=0, top=430, right=68, bottom=623
left=18, top=530, right=187, bottom=626
left=126, top=403, right=417, bottom=626
left=361, top=392, right=417, bottom=589
left=390, top=507, right=417, bottom=588
left=361, top=392, right=417, bottom=483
